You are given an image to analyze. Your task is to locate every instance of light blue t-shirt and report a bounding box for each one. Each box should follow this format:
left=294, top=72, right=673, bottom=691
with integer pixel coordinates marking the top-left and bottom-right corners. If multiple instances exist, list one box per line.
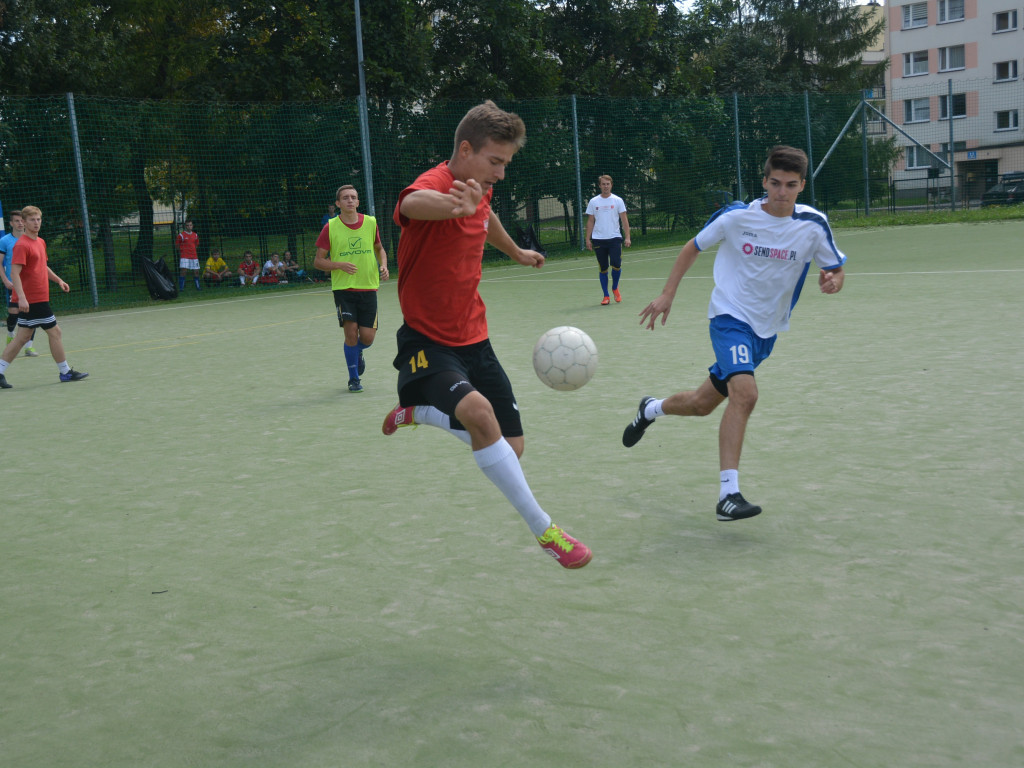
left=0, top=233, right=19, bottom=280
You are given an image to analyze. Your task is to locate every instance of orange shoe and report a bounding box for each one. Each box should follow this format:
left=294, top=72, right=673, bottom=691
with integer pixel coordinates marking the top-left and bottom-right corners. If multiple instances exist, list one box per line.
left=613, top=288, right=621, bottom=303
left=600, top=296, right=611, bottom=305
left=382, top=404, right=415, bottom=435
left=537, top=524, right=592, bottom=569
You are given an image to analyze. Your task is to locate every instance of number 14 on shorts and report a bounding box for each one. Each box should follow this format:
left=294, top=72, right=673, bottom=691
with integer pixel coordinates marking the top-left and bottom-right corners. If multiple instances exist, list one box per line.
left=409, top=350, right=429, bottom=373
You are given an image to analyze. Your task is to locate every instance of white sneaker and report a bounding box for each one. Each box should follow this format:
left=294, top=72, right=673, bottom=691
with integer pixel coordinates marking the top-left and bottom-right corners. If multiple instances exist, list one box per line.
left=24, top=347, right=39, bottom=357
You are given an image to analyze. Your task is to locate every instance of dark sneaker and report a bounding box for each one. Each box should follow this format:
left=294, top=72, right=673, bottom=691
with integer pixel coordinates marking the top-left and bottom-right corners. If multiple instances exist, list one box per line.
left=0, top=373, right=10, bottom=389
left=357, top=350, right=366, bottom=376
left=716, top=493, right=762, bottom=521
left=60, top=369, right=89, bottom=382
left=622, top=396, right=656, bottom=447
left=348, top=378, right=363, bottom=393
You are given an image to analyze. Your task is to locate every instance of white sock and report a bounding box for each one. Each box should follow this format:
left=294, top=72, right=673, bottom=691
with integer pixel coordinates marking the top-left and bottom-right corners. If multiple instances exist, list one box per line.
left=57, top=361, right=71, bottom=375
left=413, top=405, right=472, bottom=445
left=720, top=469, right=739, bottom=500
left=0, top=360, right=8, bottom=374
left=645, top=398, right=666, bottom=420
left=474, top=438, right=551, bottom=537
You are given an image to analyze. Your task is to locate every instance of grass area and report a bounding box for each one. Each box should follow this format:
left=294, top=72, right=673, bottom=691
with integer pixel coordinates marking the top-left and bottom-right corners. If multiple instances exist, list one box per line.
left=2, top=221, right=1023, bottom=767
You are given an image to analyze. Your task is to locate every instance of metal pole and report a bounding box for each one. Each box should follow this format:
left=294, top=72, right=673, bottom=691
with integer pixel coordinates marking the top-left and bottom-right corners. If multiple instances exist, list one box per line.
left=66, top=93, right=99, bottom=307
left=354, top=0, right=375, bottom=216
left=861, top=90, right=870, bottom=216
left=804, top=91, right=816, bottom=206
left=733, top=93, right=744, bottom=200
left=572, top=95, right=584, bottom=249
left=947, top=78, right=956, bottom=211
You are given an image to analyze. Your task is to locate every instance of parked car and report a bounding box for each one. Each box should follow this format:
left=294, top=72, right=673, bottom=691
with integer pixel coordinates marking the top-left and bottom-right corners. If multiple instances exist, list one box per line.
left=981, top=172, right=1024, bottom=207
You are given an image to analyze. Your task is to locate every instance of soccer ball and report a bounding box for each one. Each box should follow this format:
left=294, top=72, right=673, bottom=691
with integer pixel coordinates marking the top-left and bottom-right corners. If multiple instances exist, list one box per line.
left=532, top=326, right=598, bottom=391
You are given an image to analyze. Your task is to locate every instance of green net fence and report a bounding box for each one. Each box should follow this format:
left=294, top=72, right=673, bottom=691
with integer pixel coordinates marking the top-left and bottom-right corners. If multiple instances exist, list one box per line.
left=0, top=88, right=1016, bottom=312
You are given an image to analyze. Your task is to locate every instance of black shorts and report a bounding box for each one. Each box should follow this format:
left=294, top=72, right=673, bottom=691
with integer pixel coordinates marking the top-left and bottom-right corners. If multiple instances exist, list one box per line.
left=17, top=301, right=57, bottom=330
left=392, top=323, right=523, bottom=438
left=333, top=289, right=379, bottom=329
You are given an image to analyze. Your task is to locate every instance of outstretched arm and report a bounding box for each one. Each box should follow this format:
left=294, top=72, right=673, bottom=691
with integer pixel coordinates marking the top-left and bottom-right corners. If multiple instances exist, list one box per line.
left=638, top=238, right=700, bottom=330
left=400, top=179, right=484, bottom=220
left=486, top=211, right=544, bottom=268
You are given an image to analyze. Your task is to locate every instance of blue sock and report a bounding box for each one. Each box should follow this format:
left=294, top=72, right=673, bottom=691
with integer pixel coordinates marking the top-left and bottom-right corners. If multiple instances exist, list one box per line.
left=612, top=267, right=621, bottom=290
left=344, top=344, right=360, bottom=380
left=178, top=276, right=185, bottom=290
left=599, top=271, right=609, bottom=296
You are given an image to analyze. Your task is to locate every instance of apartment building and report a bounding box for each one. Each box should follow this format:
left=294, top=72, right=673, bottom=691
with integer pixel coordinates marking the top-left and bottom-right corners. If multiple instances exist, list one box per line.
left=886, top=0, right=1023, bottom=198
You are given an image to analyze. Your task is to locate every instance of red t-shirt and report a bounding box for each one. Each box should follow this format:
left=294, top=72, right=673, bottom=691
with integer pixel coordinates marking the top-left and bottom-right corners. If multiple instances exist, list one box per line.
left=394, top=162, right=492, bottom=346
left=177, top=230, right=199, bottom=259
left=12, top=235, right=50, bottom=303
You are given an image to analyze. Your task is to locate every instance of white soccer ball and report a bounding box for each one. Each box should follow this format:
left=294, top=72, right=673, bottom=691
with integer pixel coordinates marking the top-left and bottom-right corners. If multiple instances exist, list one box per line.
left=532, top=326, right=598, bottom=391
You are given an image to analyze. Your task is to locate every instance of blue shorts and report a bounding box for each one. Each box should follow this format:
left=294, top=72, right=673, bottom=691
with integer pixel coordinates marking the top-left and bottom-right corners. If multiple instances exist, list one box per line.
left=708, top=315, right=776, bottom=391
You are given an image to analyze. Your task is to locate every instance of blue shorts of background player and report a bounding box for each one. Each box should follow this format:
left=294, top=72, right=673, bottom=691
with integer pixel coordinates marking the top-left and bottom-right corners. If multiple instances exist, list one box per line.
left=707, top=314, right=776, bottom=397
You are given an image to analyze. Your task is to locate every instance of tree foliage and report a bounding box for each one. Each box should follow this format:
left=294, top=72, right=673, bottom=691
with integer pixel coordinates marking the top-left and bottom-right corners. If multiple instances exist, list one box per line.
left=1, top=0, right=886, bottom=102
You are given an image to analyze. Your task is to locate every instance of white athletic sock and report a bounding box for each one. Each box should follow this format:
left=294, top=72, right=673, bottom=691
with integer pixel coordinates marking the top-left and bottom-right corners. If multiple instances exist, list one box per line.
left=0, top=360, right=8, bottom=374
left=57, top=360, right=70, bottom=375
left=645, top=398, right=666, bottom=420
left=413, top=405, right=472, bottom=445
left=720, top=469, right=739, bottom=500
left=474, top=438, right=552, bottom=537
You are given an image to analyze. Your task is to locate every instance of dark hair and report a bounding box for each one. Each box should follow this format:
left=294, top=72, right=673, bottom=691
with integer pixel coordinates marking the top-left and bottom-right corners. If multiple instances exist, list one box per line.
left=335, top=184, right=357, bottom=201
left=454, top=100, right=526, bottom=153
left=764, top=145, right=808, bottom=179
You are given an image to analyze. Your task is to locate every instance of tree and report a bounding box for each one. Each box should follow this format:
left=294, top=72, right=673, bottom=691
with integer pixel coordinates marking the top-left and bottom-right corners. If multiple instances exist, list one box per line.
left=423, top=0, right=559, bottom=100
left=542, top=0, right=693, bottom=97
left=687, top=0, right=887, bottom=95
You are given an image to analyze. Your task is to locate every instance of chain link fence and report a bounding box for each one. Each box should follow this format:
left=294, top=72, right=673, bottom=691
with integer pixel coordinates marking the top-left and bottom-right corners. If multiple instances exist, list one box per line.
left=1, top=84, right=1020, bottom=311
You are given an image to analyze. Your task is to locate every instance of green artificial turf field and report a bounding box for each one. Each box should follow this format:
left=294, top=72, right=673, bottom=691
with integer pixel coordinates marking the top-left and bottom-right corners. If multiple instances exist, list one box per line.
left=2, top=220, right=1022, bottom=767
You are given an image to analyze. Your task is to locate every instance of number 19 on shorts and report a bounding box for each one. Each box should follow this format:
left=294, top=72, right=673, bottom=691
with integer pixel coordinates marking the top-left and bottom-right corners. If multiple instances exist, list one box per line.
left=729, top=344, right=750, bottom=365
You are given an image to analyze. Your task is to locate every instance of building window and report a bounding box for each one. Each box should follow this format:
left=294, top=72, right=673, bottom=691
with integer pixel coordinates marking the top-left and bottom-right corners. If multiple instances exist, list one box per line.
left=940, top=141, right=967, bottom=160
left=995, top=60, right=1019, bottom=81
left=906, top=146, right=932, bottom=169
left=903, top=2, right=928, bottom=29
left=938, top=45, right=966, bottom=72
left=904, top=50, right=929, bottom=77
left=939, top=93, right=967, bottom=120
left=904, top=98, right=930, bottom=123
left=938, top=0, right=965, bottom=23
left=996, top=110, right=1020, bottom=131
left=994, top=10, right=1018, bottom=32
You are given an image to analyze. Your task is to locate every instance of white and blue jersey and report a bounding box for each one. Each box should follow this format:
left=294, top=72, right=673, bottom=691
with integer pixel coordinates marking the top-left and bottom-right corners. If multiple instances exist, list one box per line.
left=695, top=198, right=846, bottom=339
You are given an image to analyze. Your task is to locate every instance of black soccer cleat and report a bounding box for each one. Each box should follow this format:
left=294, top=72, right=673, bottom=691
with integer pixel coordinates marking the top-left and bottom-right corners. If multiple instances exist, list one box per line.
left=716, top=493, right=762, bottom=521
left=0, top=373, right=11, bottom=389
left=622, top=396, right=656, bottom=447
left=357, top=350, right=366, bottom=376
left=59, top=369, right=89, bottom=382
